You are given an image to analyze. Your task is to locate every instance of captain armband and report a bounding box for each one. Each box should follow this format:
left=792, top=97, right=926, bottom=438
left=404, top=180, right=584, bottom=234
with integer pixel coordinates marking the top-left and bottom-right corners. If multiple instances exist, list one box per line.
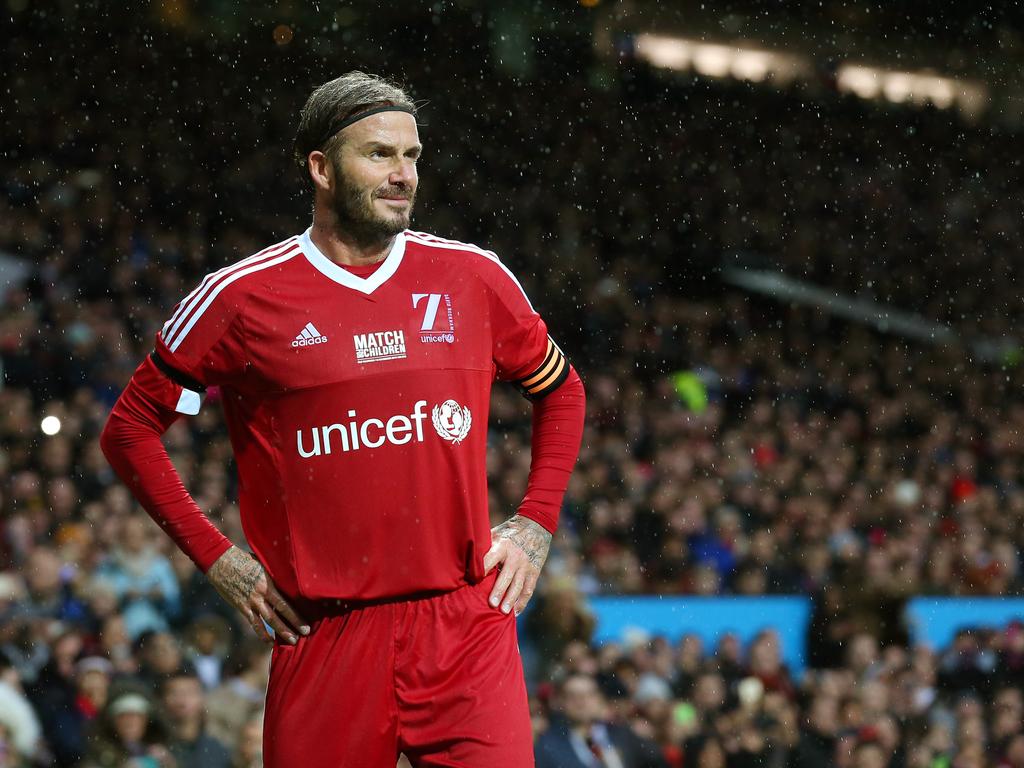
left=513, top=336, right=570, bottom=401
left=149, top=350, right=207, bottom=415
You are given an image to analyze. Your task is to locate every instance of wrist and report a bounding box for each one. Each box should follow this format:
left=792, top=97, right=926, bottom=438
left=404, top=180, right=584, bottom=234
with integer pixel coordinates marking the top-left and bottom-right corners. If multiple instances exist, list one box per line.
left=513, top=508, right=557, bottom=536
left=199, top=538, right=236, bottom=575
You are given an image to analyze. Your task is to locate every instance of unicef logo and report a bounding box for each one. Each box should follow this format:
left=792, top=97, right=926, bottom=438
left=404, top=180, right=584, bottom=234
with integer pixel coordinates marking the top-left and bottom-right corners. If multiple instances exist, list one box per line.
left=420, top=332, right=456, bottom=344
left=431, top=399, right=472, bottom=444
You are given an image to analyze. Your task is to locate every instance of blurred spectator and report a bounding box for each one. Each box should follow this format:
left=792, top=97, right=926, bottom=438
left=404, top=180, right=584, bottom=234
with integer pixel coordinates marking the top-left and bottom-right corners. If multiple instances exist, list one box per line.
left=791, top=695, right=839, bottom=768
left=230, top=713, right=264, bottom=768
left=204, top=640, right=270, bottom=753
left=159, top=670, right=231, bottom=768
left=0, top=662, right=44, bottom=767
left=523, top=576, right=596, bottom=681
left=133, top=632, right=186, bottom=696
left=94, top=516, right=179, bottom=641
left=27, top=654, right=111, bottom=767
left=81, top=692, right=172, bottom=768
left=182, top=615, right=231, bottom=691
left=535, top=672, right=669, bottom=768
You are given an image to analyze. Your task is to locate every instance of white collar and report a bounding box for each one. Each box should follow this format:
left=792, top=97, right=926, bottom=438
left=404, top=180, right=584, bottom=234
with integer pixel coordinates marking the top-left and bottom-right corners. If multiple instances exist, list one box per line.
left=299, top=227, right=405, bottom=295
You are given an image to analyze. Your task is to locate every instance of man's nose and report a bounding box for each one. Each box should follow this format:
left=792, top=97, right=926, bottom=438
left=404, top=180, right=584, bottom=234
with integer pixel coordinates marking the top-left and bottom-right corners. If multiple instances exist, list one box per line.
left=390, top=159, right=416, bottom=186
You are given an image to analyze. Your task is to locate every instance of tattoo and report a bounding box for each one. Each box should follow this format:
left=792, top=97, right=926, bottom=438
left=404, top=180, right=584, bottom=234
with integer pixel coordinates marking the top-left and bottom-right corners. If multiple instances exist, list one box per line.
left=494, top=514, right=552, bottom=570
left=207, top=546, right=264, bottom=607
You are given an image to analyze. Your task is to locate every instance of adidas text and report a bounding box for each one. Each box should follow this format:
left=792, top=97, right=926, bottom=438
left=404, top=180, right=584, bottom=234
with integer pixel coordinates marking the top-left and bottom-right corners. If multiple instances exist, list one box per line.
left=293, top=322, right=328, bottom=348
left=293, top=335, right=328, bottom=347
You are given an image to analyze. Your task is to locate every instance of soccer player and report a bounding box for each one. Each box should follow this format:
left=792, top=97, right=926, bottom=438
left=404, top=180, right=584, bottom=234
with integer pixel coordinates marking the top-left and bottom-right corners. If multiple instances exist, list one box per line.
left=100, top=72, right=586, bottom=766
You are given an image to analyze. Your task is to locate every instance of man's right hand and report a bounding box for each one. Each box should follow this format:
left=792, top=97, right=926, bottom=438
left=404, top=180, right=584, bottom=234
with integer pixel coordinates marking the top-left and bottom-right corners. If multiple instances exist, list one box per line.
left=206, top=546, right=310, bottom=645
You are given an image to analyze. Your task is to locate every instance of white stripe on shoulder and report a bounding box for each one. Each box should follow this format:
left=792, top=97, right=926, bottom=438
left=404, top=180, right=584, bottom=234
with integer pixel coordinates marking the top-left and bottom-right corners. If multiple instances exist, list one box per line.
left=162, top=236, right=298, bottom=340
left=404, top=230, right=501, bottom=259
left=404, top=232, right=534, bottom=311
left=166, top=243, right=300, bottom=353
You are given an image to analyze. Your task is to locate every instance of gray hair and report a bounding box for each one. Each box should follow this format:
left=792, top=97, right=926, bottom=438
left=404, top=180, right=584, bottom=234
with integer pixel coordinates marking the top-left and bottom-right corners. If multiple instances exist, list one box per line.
left=293, top=71, right=416, bottom=170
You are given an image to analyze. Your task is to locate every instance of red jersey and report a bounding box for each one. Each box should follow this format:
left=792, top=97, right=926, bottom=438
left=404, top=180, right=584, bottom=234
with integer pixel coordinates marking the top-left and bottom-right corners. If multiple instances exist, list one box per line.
left=140, top=228, right=569, bottom=601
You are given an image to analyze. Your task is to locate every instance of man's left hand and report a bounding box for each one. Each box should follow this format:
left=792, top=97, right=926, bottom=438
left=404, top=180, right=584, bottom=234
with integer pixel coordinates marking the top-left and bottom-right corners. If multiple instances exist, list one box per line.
left=483, top=514, right=552, bottom=616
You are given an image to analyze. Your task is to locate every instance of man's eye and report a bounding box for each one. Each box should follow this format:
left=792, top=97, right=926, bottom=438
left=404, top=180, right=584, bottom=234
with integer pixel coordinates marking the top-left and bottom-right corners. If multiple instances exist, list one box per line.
left=370, top=150, right=386, bottom=159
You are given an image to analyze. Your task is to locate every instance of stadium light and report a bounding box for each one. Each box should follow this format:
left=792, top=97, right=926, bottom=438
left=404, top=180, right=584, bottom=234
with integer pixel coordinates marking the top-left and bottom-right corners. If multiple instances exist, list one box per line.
left=839, top=66, right=881, bottom=99
left=836, top=63, right=986, bottom=117
left=632, top=34, right=811, bottom=86
left=692, top=44, right=733, bottom=78
left=630, top=33, right=988, bottom=119
left=41, top=416, right=61, bottom=436
left=632, top=34, right=692, bottom=71
left=882, top=72, right=913, bottom=103
left=732, top=50, right=772, bottom=83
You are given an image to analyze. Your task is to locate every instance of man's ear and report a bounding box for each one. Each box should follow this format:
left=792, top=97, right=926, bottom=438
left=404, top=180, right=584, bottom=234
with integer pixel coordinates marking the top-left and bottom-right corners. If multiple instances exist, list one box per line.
left=308, top=151, right=332, bottom=192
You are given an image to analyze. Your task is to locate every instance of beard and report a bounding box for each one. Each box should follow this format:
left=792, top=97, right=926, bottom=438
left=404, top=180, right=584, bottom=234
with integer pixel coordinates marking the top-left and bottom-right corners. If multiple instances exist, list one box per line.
left=329, top=158, right=416, bottom=244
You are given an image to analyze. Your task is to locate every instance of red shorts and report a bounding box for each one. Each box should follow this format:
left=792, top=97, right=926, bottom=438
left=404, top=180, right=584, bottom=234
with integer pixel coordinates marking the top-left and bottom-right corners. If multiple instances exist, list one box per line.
left=263, top=570, right=534, bottom=767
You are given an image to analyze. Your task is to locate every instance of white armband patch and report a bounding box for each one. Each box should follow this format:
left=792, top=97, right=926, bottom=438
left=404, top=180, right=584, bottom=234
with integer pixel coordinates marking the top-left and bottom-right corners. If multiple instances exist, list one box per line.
left=175, top=388, right=204, bottom=415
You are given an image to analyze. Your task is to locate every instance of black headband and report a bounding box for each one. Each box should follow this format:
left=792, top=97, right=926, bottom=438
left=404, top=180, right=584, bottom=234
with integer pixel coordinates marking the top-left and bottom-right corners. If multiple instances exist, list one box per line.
left=315, top=105, right=417, bottom=150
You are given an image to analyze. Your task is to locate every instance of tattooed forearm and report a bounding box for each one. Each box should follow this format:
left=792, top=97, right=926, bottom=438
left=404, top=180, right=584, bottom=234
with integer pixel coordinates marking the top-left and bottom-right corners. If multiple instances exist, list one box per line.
left=207, top=546, right=264, bottom=605
left=495, top=515, right=552, bottom=570
left=204, top=545, right=309, bottom=644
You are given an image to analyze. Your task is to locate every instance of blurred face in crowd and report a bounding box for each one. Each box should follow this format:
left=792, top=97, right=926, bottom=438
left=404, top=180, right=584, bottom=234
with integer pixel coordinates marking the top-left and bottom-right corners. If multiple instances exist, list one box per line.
left=77, top=669, right=110, bottom=708
left=121, top=515, right=152, bottom=555
left=143, top=632, right=183, bottom=674
left=749, top=634, right=781, bottom=675
left=859, top=680, right=890, bottom=718
left=100, top=615, right=130, bottom=658
left=678, top=634, right=703, bottom=671
left=190, top=622, right=222, bottom=655
left=560, top=675, right=603, bottom=728
left=848, top=633, right=879, bottom=674
left=323, top=111, right=420, bottom=242
left=994, top=687, right=1022, bottom=716
left=86, top=579, right=118, bottom=619
left=52, top=632, right=84, bottom=677
left=162, top=676, right=204, bottom=724
left=695, top=738, right=726, bottom=768
left=852, top=742, right=888, bottom=768
left=717, top=634, right=741, bottom=665
left=808, top=696, right=838, bottom=736
left=237, top=716, right=264, bottom=764
left=26, top=547, right=62, bottom=598
left=114, top=711, right=147, bottom=744
left=694, top=673, right=726, bottom=714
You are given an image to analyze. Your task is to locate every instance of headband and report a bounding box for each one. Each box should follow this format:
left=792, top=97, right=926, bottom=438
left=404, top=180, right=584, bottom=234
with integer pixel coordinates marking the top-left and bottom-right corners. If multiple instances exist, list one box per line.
left=315, top=105, right=417, bottom=150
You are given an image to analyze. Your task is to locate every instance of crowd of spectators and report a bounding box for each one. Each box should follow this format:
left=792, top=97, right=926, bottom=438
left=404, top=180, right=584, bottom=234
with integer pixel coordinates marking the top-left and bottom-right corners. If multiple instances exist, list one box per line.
left=530, top=620, right=1024, bottom=768
left=4, top=4, right=1024, bottom=767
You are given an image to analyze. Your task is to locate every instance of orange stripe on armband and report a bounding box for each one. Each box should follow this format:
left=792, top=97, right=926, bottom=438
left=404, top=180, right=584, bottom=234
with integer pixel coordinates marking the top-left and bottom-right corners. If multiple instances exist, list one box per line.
left=514, top=339, right=569, bottom=401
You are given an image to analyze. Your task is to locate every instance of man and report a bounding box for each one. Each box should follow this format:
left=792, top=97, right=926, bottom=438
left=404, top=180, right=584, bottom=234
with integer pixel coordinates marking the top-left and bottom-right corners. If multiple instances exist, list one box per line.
left=159, top=670, right=232, bottom=768
left=100, top=71, right=586, bottom=766
left=202, top=639, right=269, bottom=751
left=790, top=695, right=839, bottom=768
left=535, top=674, right=668, bottom=768
left=28, top=655, right=111, bottom=767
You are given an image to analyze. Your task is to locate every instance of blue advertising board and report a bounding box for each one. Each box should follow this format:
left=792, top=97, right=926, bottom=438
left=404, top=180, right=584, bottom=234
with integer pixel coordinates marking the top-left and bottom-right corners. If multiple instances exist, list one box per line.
left=905, top=598, right=1024, bottom=649
left=587, top=596, right=813, bottom=675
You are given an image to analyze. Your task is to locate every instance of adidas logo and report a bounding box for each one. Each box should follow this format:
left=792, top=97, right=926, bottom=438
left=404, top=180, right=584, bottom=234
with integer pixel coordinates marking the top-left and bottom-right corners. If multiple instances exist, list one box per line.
left=292, top=322, right=329, bottom=348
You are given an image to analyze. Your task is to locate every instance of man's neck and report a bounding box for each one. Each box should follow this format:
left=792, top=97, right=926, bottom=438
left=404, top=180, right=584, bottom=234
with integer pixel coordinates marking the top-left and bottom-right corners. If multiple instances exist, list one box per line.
left=570, top=722, right=592, bottom=737
left=309, top=215, right=394, bottom=267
